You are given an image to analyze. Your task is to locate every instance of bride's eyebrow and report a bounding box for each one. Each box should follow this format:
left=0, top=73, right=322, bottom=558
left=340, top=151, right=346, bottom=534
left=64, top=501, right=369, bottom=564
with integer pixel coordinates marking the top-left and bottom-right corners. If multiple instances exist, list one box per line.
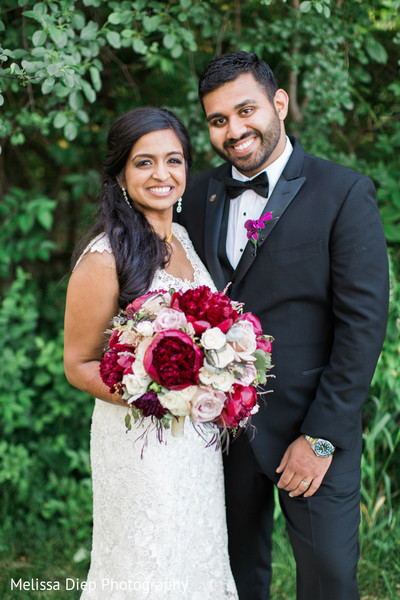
left=132, top=151, right=184, bottom=160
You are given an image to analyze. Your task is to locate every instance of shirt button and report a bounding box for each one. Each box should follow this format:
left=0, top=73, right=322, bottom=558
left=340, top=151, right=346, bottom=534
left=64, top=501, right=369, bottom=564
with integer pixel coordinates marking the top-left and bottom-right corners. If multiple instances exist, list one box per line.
left=240, top=248, right=243, bottom=252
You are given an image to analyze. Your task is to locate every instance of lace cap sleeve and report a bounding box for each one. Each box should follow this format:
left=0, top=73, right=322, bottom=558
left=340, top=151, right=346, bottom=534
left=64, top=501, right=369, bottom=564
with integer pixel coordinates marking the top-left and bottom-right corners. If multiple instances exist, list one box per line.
left=73, top=233, right=112, bottom=271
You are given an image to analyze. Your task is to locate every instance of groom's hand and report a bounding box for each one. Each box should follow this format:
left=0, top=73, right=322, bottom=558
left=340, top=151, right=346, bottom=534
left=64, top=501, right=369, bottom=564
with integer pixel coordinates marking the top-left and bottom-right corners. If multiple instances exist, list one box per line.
left=276, top=436, right=332, bottom=498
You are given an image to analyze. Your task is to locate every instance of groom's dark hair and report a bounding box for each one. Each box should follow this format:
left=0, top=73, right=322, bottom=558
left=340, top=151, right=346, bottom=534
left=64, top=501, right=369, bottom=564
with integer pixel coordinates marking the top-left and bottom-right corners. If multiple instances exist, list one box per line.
left=198, top=51, right=278, bottom=111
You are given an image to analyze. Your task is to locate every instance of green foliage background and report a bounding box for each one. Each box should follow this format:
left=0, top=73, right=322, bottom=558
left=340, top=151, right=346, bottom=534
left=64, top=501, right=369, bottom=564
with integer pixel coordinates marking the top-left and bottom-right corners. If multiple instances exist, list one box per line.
left=0, top=0, right=399, bottom=598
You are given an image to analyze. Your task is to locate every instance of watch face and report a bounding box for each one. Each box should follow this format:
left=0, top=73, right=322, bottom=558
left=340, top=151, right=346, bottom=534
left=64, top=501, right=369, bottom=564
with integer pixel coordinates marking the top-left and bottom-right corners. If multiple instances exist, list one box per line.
left=314, top=439, right=334, bottom=457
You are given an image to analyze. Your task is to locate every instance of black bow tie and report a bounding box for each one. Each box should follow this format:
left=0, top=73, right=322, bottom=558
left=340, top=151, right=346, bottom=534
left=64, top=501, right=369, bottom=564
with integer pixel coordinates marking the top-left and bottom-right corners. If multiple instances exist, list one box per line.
left=224, top=171, right=269, bottom=199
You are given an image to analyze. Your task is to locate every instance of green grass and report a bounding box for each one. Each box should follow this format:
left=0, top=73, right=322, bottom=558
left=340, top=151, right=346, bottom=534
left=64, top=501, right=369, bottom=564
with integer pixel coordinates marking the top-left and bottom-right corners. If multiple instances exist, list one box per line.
left=1, top=503, right=398, bottom=600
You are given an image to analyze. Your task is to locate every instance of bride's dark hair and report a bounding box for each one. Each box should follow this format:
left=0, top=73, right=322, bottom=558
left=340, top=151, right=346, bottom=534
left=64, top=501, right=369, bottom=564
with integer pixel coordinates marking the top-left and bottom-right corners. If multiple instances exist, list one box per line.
left=72, top=107, right=192, bottom=308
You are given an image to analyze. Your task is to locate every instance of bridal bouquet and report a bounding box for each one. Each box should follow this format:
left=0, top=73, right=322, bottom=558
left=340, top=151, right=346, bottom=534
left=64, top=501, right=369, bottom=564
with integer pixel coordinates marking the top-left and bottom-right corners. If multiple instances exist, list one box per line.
left=99, top=286, right=273, bottom=448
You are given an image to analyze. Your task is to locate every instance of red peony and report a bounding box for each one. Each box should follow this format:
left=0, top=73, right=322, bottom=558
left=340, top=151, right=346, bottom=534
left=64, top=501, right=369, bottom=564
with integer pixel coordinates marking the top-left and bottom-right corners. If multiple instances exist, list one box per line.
left=109, top=330, right=132, bottom=351
left=220, top=384, right=258, bottom=428
left=133, top=391, right=167, bottom=419
left=99, top=349, right=135, bottom=394
left=143, top=329, right=204, bottom=390
left=171, top=286, right=237, bottom=333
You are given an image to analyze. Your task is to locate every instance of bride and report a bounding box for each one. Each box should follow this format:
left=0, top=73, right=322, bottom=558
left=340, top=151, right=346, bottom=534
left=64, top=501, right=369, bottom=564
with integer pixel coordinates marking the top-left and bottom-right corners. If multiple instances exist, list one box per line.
left=63, top=107, right=238, bottom=599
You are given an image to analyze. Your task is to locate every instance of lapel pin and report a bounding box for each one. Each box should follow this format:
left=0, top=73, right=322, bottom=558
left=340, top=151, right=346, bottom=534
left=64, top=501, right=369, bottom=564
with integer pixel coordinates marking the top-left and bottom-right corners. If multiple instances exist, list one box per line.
left=209, top=194, right=216, bottom=202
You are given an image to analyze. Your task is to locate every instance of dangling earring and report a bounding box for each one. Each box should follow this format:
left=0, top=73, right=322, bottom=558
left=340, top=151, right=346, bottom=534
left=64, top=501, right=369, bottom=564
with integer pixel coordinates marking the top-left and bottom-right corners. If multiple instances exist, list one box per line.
left=122, top=187, right=132, bottom=210
left=176, top=197, right=182, bottom=213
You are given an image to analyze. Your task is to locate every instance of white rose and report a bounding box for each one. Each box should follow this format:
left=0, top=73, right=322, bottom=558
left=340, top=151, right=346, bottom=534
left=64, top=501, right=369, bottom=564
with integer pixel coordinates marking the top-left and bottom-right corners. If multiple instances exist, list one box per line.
left=159, top=386, right=197, bottom=417
left=197, top=367, right=215, bottom=386
left=211, top=371, right=235, bottom=392
left=122, top=372, right=150, bottom=402
left=230, top=322, right=257, bottom=361
left=207, top=344, right=235, bottom=369
left=153, top=308, right=188, bottom=332
left=201, top=327, right=227, bottom=350
left=132, top=357, right=147, bottom=380
left=198, top=367, right=235, bottom=392
left=136, top=337, right=153, bottom=361
left=136, top=320, right=154, bottom=337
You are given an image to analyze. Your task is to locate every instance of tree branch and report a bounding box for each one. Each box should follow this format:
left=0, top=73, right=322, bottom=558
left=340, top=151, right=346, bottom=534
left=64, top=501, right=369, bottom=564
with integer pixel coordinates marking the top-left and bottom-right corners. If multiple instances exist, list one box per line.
left=235, top=0, right=241, bottom=44
left=288, top=0, right=303, bottom=123
left=216, top=8, right=233, bottom=56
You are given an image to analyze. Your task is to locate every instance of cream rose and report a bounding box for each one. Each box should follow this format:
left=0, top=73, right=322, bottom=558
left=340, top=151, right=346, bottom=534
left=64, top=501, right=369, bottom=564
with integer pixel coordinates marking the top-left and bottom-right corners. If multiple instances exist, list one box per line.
left=198, top=367, right=235, bottom=392
left=135, top=320, right=154, bottom=337
left=191, top=387, right=226, bottom=423
left=207, top=345, right=235, bottom=369
left=230, top=322, right=257, bottom=361
left=159, top=385, right=197, bottom=417
left=131, top=357, right=147, bottom=380
left=201, top=327, right=227, bottom=350
left=122, top=371, right=150, bottom=402
left=135, top=337, right=153, bottom=360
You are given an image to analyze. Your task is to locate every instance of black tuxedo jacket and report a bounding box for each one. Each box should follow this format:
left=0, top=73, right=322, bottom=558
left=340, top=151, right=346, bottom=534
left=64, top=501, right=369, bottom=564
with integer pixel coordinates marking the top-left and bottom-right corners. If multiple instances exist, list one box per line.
left=179, top=137, right=389, bottom=477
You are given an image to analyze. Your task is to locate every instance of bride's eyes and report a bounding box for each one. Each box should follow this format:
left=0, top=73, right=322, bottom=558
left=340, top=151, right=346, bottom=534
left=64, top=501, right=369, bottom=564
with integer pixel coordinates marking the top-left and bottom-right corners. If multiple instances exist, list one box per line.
left=134, top=157, right=183, bottom=168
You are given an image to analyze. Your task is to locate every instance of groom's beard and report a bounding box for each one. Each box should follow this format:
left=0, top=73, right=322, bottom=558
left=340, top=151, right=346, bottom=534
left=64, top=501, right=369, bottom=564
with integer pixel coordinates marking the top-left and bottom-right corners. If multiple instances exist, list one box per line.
left=211, top=112, right=281, bottom=175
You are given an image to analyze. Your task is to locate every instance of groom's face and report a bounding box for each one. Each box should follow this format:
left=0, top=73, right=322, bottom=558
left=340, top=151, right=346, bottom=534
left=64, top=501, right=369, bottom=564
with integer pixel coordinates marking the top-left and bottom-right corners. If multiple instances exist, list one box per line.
left=203, top=73, right=287, bottom=177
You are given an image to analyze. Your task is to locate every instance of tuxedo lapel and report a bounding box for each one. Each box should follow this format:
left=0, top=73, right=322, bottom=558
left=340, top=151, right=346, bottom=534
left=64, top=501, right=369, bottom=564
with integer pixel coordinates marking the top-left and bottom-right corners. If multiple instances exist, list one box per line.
left=230, top=138, right=306, bottom=294
left=204, top=177, right=229, bottom=291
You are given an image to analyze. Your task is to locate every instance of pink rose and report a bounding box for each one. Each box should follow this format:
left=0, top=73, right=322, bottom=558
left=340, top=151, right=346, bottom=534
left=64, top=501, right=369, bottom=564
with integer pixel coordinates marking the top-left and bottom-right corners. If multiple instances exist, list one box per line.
left=143, top=330, right=203, bottom=390
left=191, top=387, right=226, bottom=423
left=234, top=362, right=257, bottom=386
left=153, top=308, right=188, bottom=332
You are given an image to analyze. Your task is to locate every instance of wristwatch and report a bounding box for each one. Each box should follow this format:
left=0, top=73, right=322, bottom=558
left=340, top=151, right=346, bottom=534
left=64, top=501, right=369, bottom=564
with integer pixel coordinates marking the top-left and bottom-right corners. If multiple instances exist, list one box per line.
left=304, top=435, right=335, bottom=457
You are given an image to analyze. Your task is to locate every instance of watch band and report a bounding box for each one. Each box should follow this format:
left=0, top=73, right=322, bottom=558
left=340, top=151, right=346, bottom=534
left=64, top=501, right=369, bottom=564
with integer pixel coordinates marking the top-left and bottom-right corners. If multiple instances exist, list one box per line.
left=304, top=435, right=335, bottom=457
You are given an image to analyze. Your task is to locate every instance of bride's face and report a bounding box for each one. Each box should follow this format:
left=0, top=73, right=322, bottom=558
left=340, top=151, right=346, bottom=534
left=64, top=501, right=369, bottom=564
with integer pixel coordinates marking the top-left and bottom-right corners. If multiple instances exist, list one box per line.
left=122, top=129, right=186, bottom=217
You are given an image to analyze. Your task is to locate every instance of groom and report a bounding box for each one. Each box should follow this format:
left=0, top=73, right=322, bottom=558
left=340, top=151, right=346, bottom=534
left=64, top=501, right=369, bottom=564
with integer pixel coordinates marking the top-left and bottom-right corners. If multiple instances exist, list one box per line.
left=179, top=52, right=389, bottom=599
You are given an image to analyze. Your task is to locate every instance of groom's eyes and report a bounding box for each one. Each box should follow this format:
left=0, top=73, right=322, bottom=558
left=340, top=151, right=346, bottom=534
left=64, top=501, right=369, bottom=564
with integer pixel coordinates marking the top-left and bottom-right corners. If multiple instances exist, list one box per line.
left=240, top=107, right=255, bottom=116
left=210, top=117, right=228, bottom=127
left=210, top=107, right=256, bottom=128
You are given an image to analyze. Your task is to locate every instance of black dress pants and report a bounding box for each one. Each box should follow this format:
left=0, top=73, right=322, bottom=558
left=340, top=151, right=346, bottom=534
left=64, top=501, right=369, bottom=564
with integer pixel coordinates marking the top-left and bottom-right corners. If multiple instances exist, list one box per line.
left=223, top=434, right=361, bottom=600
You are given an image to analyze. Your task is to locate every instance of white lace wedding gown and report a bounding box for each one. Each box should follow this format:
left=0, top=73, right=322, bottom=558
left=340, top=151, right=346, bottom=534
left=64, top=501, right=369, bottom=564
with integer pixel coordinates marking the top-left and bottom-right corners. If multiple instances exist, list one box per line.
left=79, top=223, right=238, bottom=600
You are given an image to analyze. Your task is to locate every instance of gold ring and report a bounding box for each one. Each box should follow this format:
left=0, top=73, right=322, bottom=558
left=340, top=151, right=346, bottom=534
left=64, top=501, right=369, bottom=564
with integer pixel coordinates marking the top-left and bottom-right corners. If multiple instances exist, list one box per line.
left=301, top=480, right=310, bottom=487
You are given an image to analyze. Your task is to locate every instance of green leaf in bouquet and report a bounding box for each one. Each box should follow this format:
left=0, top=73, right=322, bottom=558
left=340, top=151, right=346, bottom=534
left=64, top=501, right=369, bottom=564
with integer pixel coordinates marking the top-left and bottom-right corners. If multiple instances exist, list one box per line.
left=253, top=349, right=269, bottom=385
left=125, top=413, right=132, bottom=431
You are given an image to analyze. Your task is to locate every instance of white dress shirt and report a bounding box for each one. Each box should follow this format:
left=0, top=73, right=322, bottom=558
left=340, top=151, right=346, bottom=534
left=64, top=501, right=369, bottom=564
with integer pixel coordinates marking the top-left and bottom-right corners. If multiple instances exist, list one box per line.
left=226, top=136, right=293, bottom=269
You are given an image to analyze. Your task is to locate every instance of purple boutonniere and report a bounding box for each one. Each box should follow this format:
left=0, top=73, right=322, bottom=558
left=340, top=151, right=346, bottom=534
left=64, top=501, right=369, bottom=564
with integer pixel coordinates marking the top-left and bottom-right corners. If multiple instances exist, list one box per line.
left=244, top=212, right=275, bottom=256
